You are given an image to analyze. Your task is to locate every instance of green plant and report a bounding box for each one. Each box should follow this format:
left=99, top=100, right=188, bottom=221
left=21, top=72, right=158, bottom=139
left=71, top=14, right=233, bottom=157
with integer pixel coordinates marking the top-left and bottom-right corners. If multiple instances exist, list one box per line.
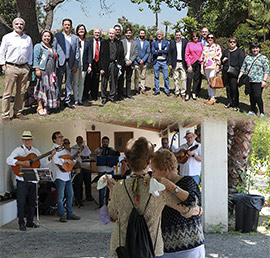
left=209, top=222, right=226, bottom=234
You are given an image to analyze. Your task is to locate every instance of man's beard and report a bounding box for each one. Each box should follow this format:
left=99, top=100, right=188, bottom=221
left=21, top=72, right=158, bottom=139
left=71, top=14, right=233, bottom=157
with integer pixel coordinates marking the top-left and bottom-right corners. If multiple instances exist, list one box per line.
left=139, top=36, right=145, bottom=40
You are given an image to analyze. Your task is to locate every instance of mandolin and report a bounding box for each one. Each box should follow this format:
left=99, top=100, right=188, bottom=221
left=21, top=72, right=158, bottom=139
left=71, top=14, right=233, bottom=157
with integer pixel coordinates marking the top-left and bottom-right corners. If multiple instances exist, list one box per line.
left=175, top=144, right=199, bottom=164
left=12, top=146, right=64, bottom=177
left=59, top=146, right=84, bottom=172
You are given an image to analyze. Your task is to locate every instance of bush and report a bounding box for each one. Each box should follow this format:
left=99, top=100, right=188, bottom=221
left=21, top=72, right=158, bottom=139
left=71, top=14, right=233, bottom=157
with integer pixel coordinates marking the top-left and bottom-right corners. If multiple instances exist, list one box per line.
left=233, top=23, right=256, bottom=51
left=260, top=40, right=270, bottom=60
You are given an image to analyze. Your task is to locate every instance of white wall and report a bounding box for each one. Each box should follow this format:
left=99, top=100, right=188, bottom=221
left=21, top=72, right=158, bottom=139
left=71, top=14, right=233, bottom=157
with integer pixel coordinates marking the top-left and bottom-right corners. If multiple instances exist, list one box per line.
left=201, top=120, right=228, bottom=232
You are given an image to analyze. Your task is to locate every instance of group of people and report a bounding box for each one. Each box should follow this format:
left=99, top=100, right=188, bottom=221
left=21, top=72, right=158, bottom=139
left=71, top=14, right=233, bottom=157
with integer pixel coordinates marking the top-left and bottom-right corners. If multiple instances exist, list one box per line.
left=106, top=134, right=203, bottom=258
left=1, top=17, right=269, bottom=121
left=7, top=129, right=203, bottom=257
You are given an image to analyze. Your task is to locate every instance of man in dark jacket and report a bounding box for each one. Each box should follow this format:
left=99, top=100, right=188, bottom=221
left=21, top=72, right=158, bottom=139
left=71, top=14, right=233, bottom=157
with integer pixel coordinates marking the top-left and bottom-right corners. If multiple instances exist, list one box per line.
left=168, top=30, right=188, bottom=99
left=99, top=28, right=125, bottom=105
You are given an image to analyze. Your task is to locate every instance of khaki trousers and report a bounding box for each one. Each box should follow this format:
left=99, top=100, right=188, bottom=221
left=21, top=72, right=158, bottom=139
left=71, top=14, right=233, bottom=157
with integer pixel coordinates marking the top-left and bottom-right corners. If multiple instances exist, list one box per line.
left=134, top=64, right=147, bottom=91
left=2, top=64, right=30, bottom=118
left=172, top=61, right=187, bottom=95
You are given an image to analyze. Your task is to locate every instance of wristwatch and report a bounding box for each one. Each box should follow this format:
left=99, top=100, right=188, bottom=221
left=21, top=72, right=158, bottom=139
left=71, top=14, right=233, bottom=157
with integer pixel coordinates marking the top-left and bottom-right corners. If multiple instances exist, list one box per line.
left=174, top=186, right=180, bottom=194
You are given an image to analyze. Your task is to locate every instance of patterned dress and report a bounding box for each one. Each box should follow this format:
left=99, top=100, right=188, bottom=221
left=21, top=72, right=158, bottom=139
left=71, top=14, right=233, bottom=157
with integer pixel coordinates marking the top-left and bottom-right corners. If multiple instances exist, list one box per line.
left=34, top=49, right=60, bottom=109
left=161, top=176, right=205, bottom=257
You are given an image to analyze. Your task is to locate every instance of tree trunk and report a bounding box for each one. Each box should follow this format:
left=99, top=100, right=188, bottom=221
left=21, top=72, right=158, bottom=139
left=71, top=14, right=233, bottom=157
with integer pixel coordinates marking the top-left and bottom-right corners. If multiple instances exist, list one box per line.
left=16, top=0, right=40, bottom=44
left=0, top=17, right=12, bottom=39
left=155, top=11, right=158, bottom=28
left=44, top=0, right=65, bottom=30
left=188, top=0, right=203, bottom=24
left=227, top=121, right=256, bottom=194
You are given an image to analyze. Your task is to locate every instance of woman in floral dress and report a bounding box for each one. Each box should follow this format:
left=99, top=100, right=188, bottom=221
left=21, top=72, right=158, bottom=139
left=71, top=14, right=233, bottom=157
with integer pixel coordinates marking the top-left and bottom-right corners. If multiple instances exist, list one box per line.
left=33, top=30, right=59, bottom=115
left=200, top=33, right=222, bottom=105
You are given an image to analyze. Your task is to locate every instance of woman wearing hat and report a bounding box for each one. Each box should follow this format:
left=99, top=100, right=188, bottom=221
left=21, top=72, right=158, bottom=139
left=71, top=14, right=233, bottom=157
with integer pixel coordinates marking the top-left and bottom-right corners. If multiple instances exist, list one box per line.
left=6, top=131, right=53, bottom=231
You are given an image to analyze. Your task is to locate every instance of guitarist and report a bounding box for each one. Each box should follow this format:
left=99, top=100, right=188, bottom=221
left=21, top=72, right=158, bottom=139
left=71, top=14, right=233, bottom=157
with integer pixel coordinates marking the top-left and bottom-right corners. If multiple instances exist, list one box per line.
left=50, top=131, right=80, bottom=223
left=6, top=131, right=54, bottom=231
left=177, top=131, right=201, bottom=185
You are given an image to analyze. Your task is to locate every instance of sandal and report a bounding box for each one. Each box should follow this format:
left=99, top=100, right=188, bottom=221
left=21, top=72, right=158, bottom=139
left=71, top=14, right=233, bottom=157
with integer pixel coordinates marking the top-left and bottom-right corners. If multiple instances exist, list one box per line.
left=37, top=107, right=47, bottom=116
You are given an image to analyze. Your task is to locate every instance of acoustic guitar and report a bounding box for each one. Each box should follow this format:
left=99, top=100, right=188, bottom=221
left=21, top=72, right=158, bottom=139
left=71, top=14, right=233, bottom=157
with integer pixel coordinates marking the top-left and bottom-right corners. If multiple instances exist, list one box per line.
left=12, top=146, right=64, bottom=177
left=175, top=144, right=199, bottom=164
left=59, top=146, right=84, bottom=172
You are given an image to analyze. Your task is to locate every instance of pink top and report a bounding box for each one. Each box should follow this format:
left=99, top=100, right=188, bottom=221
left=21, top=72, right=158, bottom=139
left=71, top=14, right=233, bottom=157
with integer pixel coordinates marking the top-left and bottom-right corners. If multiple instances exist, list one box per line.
left=185, top=42, right=203, bottom=66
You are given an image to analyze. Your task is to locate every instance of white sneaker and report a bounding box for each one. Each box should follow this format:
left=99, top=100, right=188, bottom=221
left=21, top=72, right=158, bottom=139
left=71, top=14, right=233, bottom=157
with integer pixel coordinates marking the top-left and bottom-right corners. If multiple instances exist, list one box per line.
left=259, top=113, right=265, bottom=118
left=247, top=111, right=256, bottom=116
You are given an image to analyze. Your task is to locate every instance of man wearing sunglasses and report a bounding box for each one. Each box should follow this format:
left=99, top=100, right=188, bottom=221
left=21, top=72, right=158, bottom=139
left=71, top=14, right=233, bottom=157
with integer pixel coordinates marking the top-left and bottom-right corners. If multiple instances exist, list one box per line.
left=50, top=131, right=80, bottom=222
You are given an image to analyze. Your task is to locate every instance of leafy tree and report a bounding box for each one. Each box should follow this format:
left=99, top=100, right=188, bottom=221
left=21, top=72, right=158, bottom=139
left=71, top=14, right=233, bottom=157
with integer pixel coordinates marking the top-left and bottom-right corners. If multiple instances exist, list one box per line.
left=233, top=23, right=256, bottom=50
left=172, top=16, right=199, bottom=40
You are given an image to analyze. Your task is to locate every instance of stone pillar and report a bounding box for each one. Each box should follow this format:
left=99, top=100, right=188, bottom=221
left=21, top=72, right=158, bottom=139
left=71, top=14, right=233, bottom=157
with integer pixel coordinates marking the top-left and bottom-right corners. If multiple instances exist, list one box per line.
left=201, top=120, right=228, bottom=232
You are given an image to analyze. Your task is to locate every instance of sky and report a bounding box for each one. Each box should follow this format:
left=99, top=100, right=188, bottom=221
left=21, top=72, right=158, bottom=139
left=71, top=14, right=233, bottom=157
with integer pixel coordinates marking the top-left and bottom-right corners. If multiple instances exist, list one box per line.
left=52, top=0, right=187, bottom=32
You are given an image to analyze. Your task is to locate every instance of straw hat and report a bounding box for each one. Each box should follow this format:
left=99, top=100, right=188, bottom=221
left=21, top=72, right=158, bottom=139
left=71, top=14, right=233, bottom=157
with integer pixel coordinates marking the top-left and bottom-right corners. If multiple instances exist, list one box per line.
left=21, top=131, right=33, bottom=139
left=184, top=130, right=197, bottom=138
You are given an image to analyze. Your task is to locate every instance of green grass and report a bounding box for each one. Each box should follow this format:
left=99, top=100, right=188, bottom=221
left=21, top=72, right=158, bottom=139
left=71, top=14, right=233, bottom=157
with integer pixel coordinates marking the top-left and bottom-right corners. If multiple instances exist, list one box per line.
left=0, top=71, right=269, bottom=126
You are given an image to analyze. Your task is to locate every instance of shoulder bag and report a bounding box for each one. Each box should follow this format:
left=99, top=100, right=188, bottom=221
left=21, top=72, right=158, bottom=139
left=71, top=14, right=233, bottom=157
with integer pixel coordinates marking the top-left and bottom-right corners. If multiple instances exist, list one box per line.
left=227, top=51, right=239, bottom=77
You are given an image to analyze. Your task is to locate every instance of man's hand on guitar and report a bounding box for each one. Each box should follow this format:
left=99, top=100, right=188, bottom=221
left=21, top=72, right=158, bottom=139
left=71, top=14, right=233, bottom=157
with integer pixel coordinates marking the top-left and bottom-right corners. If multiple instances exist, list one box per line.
left=17, top=160, right=31, bottom=167
left=187, top=150, right=194, bottom=157
left=64, top=159, right=73, bottom=166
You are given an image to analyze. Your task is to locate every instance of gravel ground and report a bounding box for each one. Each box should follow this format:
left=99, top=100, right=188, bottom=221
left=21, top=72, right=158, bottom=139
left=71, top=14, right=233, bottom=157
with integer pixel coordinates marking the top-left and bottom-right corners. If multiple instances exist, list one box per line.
left=0, top=231, right=269, bottom=258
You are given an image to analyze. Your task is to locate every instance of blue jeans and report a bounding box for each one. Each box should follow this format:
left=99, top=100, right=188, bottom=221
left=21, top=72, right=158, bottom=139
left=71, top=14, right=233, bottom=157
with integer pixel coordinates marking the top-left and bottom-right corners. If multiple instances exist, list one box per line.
left=191, top=175, right=200, bottom=185
left=153, top=60, right=170, bottom=93
left=55, top=179, right=73, bottom=216
left=57, top=61, right=73, bottom=103
left=98, top=171, right=113, bottom=207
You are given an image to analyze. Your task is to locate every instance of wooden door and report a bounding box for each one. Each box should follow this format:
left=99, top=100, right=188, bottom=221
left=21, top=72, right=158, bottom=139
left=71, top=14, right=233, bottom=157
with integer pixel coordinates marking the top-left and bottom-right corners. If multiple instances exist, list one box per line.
left=114, top=132, right=134, bottom=152
left=86, top=132, right=101, bottom=173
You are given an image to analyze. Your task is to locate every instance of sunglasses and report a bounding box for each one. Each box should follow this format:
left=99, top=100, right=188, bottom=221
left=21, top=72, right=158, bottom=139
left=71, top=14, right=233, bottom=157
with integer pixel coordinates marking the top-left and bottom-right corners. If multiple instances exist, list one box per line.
left=63, top=142, right=70, bottom=145
left=207, top=36, right=214, bottom=39
left=192, top=35, right=199, bottom=38
left=229, top=41, right=236, bottom=43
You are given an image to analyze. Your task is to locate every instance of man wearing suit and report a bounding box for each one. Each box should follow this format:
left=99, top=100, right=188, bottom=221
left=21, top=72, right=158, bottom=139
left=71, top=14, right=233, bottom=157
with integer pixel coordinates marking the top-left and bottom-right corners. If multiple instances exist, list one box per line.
left=118, top=27, right=138, bottom=100
left=168, top=30, right=188, bottom=99
left=53, top=18, right=80, bottom=109
left=152, top=30, right=170, bottom=96
left=134, top=29, right=150, bottom=95
left=99, top=28, right=125, bottom=105
left=83, top=28, right=102, bottom=101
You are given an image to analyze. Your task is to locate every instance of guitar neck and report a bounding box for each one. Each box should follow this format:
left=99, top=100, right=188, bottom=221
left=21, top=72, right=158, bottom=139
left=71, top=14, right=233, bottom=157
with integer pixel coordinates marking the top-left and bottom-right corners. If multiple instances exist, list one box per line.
left=31, top=150, right=52, bottom=163
left=70, top=150, right=80, bottom=160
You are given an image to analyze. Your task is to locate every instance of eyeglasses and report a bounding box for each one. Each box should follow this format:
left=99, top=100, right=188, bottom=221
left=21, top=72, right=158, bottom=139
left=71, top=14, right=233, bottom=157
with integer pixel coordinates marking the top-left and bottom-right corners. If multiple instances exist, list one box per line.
left=229, top=41, right=236, bottom=44
left=63, top=142, right=70, bottom=145
left=57, top=136, right=63, bottom=139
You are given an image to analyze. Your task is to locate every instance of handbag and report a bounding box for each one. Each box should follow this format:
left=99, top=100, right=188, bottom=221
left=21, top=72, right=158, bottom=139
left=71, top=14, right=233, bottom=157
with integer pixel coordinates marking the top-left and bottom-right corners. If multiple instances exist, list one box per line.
left=227, top=51, right=239, bottom=77
left=209, top=74, right=224, bottom=88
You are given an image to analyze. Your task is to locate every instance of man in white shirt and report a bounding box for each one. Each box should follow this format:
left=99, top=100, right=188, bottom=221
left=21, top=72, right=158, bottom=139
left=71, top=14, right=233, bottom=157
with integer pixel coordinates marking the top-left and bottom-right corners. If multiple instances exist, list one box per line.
left=53, top=19, right=80, bottom=109
left=176, top=131, right=202, bottom=185
left=118, top=27, right=138, bottom=100
left=6, top=131, right=53, bottom=231
left=0, top=18, right=33, bottom=122
left=50, top=131, right=80, bottom=222
left=71, top=136, right=93, bottom=204
left=168, top=30, right=188, bottom=99
left=91, top=136, right=120, bottom=207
